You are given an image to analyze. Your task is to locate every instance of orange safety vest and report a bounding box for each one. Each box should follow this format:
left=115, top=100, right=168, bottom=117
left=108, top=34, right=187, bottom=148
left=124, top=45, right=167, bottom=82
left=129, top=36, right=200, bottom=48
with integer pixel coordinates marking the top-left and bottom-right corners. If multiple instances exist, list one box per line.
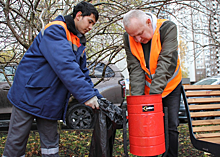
left=128, top=19, right=182, bottom=97
left=43, top=21, right=84, bottom=56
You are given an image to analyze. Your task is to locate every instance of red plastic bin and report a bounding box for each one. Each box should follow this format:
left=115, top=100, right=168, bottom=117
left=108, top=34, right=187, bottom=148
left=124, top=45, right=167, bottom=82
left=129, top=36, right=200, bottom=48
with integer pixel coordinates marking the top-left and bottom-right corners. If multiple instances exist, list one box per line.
left=127, top=94, right=165, bottom=156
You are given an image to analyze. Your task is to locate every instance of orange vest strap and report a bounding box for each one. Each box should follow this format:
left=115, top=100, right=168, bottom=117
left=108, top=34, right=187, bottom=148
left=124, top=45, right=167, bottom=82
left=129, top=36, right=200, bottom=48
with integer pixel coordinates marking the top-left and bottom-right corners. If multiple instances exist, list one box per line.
left=128, top=36, right=148, bottom=72
left=150, top=19, right=168, bottom=72
left=43, top=21, right=80, bottom=49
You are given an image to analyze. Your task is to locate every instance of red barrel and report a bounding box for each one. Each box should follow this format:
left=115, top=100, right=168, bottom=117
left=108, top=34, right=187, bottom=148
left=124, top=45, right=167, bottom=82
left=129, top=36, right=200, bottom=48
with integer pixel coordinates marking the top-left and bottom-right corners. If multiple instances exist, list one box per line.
left=127, top=94, right=165, bottom=156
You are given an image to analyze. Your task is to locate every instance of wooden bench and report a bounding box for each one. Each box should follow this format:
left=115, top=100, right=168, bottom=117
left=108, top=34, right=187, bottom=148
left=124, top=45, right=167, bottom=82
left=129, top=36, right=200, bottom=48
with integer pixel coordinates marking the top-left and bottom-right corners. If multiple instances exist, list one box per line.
left=181, top=85, right=220, bottom=156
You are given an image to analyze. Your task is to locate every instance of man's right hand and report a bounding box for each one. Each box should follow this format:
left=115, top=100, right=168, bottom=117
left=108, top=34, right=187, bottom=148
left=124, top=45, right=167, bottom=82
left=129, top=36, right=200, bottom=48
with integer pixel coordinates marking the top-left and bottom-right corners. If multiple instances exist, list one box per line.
left=85, top=96, right=99, bottom=109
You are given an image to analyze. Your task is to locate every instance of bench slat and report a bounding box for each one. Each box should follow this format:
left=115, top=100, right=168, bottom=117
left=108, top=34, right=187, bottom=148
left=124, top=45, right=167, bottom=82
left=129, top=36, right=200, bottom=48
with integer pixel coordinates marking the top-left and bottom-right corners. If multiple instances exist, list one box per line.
left=184, top=85, right=220, bottom=90
left=193, top=125, right=220, bottom=132
left=187, top=97, right=220, bottom=104
left=185, top=91, right=220, bottom=97
left=192, top=119, right=220, bottom=126
left=197, top=137, right=220, bottom=144
left=190, top=111, right=220, bottom=118
left=189, top=104, right=220, bottom=110
left=182, top=84, right=220, bottom=153
left=195, top=133, right=220, bottom=139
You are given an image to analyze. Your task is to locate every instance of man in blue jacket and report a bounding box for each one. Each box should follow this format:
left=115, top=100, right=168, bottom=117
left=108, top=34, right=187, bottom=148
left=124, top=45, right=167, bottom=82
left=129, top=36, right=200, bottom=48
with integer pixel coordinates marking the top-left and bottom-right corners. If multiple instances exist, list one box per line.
left=3, top=2, right=102, bottom=157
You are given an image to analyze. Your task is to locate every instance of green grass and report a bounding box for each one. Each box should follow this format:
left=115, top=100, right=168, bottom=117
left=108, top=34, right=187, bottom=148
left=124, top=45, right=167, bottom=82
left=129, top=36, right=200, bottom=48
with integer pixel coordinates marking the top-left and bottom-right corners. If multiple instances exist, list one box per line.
left=0, top=123, right=213, bottom=157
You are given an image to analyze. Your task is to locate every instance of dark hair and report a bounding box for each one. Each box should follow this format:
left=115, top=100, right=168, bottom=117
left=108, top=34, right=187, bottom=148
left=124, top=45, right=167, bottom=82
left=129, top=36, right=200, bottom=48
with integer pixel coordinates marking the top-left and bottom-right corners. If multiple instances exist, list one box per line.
left=72, top=1, right=99, bottom=22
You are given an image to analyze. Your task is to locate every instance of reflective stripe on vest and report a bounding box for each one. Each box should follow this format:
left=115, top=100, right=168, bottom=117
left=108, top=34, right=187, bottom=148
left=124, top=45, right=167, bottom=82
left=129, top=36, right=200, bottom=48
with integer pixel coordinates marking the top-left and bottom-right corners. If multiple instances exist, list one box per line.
left=129, top=19, right=182, bottom=97
left=145, top=64, right=181, bottom=87
left=42, top=21, right=84, bottom=57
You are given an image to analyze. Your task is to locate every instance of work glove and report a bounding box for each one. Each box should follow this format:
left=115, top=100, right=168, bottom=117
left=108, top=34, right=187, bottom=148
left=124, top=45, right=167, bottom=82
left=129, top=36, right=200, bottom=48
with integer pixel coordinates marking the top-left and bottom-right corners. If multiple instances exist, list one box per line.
left=85, top=96, right=99, bottom=109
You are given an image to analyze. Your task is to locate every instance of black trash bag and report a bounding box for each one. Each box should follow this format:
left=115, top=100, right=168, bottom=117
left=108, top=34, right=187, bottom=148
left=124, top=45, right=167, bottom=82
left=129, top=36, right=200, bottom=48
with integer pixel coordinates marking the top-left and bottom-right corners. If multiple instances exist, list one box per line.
left=89, top=98, right=123, bottom=157
left=98, top=98, right=123, bottom=128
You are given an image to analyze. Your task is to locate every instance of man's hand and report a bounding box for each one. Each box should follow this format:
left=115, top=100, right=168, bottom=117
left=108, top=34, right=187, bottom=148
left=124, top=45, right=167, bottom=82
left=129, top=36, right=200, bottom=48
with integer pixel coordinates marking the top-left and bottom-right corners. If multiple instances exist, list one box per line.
left=85, top=96, right=99, bottom=109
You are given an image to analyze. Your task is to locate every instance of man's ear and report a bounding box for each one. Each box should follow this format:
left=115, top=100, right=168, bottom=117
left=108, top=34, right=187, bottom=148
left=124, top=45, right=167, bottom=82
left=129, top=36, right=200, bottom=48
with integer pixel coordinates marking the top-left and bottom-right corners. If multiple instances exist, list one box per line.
left=146, top=18, right=151, bottom=25
left=75, top=11, right=82, bottom=21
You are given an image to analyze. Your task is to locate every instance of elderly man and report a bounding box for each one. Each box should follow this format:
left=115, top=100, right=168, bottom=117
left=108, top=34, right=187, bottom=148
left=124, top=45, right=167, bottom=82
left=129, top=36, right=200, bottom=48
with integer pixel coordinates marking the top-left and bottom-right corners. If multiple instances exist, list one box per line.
left=123, top=10, right=182, bottom=157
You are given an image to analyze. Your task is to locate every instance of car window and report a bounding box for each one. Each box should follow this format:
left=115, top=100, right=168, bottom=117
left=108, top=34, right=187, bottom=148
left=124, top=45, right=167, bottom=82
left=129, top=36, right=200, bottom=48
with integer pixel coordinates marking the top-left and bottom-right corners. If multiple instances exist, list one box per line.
left=194, top=78, right=218, bottom=85
left=0, top=66, right=17, bottom=82
left=88, top=62, right=115, bottom=78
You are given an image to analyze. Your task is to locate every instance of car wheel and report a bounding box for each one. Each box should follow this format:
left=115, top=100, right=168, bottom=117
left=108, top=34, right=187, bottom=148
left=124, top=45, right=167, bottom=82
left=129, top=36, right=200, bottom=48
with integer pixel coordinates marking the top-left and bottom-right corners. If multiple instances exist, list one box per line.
left=66, top=104, right=94, bottom=129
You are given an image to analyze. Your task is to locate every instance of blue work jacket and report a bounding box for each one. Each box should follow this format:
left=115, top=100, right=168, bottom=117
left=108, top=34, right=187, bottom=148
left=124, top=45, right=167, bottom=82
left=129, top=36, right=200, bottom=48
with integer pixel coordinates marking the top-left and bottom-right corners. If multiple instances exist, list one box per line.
left=7, top=15, right=102, bottom=121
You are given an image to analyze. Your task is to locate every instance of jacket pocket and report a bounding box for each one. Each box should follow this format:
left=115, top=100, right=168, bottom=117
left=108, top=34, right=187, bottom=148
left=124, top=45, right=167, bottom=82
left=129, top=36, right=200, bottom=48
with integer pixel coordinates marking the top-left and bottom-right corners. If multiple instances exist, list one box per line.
left=20, top=85, right=51, bottom=114
left=26, top=63, right=57, bottom=87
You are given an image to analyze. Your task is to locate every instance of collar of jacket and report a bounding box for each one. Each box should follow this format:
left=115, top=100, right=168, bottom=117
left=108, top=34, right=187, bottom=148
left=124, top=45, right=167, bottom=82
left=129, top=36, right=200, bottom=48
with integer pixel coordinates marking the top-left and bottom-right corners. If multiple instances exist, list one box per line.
left=64, top=15, right=86, bottom=46
left=145, top=12, right=157, bottom=33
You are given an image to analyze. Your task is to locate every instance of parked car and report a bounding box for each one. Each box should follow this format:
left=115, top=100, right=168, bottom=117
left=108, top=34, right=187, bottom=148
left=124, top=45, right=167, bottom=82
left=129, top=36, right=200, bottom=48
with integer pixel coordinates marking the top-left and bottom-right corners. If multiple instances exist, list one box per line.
left=65, top=62, right=125, bottom=129
left=178, top=76, right=220, bottom=122
left=0, top=62, right=125, bottom=129
left=193, top=76, right=220, bottom=85
left=0, top=64, right=17, bottom=127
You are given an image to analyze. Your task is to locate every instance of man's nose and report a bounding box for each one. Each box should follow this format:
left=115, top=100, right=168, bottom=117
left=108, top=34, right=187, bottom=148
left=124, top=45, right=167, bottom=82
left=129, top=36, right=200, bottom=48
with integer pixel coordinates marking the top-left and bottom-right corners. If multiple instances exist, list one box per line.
left=88, top=24, right=93, bottom=30
left=135, top=36, right=142, bottom=43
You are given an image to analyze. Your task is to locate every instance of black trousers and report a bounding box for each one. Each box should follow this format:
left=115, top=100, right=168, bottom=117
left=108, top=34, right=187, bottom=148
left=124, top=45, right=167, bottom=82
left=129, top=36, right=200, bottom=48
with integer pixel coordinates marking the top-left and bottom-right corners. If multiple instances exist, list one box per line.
left=162, top=82, right=182, bottom=157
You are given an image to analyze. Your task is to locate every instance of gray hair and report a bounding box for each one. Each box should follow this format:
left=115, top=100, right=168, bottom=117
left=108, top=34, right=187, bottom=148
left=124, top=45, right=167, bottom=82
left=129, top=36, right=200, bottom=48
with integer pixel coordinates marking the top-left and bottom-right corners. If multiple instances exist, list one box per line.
left=123, top=10, right=151, bottom=28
